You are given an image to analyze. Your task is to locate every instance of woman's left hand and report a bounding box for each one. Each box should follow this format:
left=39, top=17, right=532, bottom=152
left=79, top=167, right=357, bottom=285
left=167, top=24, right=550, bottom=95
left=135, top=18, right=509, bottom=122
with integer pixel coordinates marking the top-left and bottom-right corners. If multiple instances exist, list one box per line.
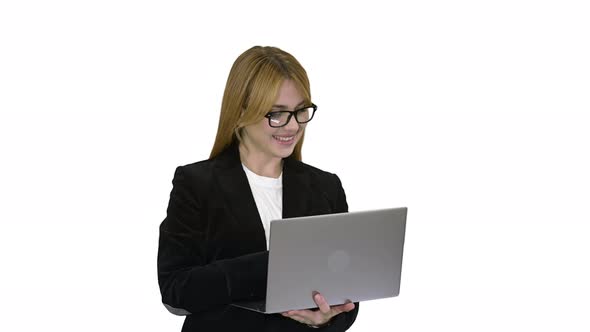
left=281, top=292, right=355, bottom=328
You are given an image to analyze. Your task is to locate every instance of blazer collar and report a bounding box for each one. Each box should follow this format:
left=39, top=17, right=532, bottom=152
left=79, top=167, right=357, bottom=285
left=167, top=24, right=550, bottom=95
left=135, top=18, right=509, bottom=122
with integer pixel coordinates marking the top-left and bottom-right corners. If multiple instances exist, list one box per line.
left=213, top=141, right=312, bottom=221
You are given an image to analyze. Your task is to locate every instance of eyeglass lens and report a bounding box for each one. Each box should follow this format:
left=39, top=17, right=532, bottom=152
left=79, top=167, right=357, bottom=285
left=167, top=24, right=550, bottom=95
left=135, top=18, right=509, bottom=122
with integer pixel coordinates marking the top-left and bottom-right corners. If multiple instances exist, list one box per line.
left=268, top=107, right=313, bottom=127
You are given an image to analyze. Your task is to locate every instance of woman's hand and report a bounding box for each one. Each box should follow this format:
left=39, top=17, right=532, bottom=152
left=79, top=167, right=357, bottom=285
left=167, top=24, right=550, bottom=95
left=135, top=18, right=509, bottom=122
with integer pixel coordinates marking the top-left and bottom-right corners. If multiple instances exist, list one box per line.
left=281, top=292, right=355, bottom=328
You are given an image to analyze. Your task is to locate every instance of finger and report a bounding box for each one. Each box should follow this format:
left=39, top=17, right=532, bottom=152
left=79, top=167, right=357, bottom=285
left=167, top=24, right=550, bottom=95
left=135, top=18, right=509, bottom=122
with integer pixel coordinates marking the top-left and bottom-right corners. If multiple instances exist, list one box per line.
left=285, top=309, right=323, bottom=325
left=287, top=309, right=315, bottom=320
left=314, top=293, right=331, bottom=314
left=342, top=301, right=356, bottom=312
left=283, top=309, right=303, bottom=318
left=331, top=302, right=356, bottom=315
left=284, top=310, right=306, bottom=317
left=285, top=314, right=310, bottom=325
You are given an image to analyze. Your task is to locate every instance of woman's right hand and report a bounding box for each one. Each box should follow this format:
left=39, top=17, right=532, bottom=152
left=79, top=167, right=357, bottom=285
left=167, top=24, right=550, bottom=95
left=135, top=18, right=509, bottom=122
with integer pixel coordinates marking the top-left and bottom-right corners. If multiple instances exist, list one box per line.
left=281, top=292, right=355, bottom=328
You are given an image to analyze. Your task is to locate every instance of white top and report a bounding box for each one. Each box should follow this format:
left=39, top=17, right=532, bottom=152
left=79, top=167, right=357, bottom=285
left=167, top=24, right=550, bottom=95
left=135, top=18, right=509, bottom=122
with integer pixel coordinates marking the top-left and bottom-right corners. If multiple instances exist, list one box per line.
left=242, top=163, right=283, bottom=249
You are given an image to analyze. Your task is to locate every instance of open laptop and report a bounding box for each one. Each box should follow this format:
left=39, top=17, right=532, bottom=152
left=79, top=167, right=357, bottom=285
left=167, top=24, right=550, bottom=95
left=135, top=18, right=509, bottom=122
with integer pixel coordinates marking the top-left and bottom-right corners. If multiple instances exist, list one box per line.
left=231, top=207, right=407, bottom=314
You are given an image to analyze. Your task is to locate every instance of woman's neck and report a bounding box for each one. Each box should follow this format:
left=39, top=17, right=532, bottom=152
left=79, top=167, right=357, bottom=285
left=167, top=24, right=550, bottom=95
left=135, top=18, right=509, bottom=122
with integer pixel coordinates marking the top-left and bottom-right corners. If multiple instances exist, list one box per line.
left=238, top=143, right=282, bottom=178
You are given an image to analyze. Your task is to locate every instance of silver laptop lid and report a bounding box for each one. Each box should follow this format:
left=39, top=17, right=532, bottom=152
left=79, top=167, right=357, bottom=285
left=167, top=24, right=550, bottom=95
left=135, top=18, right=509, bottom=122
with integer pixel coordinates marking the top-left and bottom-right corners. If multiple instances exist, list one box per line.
left=264, top=207, right=407, bottom=313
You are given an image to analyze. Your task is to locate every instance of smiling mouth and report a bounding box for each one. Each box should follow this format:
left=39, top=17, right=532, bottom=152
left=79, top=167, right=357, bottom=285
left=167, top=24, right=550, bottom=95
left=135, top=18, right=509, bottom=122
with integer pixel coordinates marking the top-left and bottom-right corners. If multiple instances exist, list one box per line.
left=272, top=135, right=295, bottom=142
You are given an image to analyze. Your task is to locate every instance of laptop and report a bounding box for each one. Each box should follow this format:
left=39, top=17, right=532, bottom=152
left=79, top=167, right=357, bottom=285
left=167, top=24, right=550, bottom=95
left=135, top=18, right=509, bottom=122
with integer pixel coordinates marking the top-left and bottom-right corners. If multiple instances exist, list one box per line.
left=231, top=207, right=407, bottom=314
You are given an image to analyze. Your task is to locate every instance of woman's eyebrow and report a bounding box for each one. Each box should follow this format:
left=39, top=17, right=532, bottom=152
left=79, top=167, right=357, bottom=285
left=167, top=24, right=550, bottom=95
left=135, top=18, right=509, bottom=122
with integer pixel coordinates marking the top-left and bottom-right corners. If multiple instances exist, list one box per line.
left=271, top=101, right=307, bottom=109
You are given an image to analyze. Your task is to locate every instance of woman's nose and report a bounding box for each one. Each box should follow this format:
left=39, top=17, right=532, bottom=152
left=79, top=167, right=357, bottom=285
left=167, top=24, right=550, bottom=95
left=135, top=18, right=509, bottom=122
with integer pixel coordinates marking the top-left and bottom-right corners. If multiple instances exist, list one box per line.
left=285, top=114, right=301, bottom=131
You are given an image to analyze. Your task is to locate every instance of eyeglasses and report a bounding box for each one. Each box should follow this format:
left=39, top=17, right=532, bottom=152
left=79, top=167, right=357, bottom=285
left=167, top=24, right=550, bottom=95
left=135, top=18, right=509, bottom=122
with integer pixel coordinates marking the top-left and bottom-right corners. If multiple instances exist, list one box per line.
left=264, top=104, right=317, bottom=128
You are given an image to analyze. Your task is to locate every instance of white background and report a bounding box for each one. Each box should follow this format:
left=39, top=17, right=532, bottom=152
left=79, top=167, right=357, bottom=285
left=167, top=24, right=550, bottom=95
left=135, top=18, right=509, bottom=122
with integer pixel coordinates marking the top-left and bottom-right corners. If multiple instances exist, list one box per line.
left=1, top=0, right=589, bottom=331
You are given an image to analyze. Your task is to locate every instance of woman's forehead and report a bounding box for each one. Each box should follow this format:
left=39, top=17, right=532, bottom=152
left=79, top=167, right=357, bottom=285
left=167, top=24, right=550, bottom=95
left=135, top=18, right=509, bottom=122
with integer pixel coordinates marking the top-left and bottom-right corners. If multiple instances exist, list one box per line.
left=272, top=80, right=306, bottom=107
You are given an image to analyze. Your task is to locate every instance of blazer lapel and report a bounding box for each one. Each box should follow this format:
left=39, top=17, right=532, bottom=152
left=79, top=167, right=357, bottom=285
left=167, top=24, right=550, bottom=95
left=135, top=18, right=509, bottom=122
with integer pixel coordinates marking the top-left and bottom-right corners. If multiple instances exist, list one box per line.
left=282, top=157, right=312, bottom=219
left=214, top=143, right=267, bottom=250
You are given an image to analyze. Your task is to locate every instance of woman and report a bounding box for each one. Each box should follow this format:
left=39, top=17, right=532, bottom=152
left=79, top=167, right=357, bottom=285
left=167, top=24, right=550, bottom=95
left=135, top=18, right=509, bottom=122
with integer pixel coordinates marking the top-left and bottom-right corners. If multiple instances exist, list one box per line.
left=157, top=46, right=359, bottom=331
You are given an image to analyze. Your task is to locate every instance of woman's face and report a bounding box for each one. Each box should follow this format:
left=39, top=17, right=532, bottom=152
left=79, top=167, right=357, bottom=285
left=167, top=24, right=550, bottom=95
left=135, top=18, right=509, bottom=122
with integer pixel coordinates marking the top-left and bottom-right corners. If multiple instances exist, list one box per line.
left=241, top=79, right=307, bottom=161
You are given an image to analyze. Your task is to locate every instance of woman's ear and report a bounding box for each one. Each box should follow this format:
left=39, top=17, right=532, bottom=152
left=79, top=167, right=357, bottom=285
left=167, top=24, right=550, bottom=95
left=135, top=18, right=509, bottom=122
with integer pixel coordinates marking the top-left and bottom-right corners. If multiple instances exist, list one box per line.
left=234, top=126, right=243, bottom=142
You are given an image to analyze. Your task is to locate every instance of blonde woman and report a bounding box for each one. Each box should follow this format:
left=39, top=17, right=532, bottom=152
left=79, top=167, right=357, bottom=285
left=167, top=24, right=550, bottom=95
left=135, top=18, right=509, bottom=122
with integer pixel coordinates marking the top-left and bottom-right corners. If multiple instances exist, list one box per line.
left=157, top=46, right=359, bottom=331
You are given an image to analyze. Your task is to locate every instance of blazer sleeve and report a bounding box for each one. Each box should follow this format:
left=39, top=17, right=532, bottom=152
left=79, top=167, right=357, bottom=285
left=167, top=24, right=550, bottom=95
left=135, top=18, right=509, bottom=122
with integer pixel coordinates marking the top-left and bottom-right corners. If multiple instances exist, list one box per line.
left=326, top=173, right=360, bottom=331
left=157, top=166, right=268, bottom=315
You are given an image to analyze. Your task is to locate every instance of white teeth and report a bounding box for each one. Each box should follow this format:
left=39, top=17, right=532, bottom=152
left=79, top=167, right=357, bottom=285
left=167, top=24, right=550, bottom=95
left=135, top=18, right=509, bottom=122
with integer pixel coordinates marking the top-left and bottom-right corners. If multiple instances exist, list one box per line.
left=273, top=135, right=294, bottom=141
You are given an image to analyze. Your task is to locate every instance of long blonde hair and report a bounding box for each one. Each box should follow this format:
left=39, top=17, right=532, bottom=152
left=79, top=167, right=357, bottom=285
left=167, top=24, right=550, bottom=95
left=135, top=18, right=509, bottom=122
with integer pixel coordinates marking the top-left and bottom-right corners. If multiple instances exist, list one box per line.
left=209, top=46, right=311, bottom=160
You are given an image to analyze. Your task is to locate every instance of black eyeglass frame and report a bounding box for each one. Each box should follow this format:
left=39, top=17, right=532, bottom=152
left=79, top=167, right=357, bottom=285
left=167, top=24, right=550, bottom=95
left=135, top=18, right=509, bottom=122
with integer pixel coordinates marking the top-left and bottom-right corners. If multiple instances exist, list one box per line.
left=263, top=103, right=317, bottom=128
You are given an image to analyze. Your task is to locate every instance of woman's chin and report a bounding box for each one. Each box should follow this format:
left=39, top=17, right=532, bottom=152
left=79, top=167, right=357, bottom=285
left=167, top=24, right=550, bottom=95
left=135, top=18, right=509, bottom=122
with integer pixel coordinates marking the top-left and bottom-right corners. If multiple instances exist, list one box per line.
left=270, top=145, right=296, bottom=159
left=270, top=137, right=298, bottom=158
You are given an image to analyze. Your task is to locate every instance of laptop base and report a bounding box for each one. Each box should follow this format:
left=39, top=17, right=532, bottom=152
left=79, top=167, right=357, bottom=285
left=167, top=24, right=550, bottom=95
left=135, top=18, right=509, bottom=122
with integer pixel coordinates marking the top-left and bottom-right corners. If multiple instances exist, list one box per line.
left=231, top=300, right=267, bottom=313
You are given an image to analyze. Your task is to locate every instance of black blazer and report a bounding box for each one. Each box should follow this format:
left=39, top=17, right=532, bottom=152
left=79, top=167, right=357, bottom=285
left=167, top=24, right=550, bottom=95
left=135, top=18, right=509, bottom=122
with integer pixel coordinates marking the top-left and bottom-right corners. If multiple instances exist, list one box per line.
left=157, top=143, right=359, bottom=332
